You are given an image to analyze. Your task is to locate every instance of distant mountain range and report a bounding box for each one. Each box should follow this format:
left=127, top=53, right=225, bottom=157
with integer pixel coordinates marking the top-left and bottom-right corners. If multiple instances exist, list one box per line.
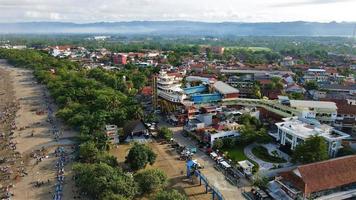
left=0, top=21, right=355, bottom=36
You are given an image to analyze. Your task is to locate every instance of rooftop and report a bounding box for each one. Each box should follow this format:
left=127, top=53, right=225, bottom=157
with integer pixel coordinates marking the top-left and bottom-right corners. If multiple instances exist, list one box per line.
left=276, top=117, right=349, bottom=140
left=289, top=100, right=337, bottom=110
left=280, top=155, right=356, bottom=196
left=213, top=81, right=239, bottom=95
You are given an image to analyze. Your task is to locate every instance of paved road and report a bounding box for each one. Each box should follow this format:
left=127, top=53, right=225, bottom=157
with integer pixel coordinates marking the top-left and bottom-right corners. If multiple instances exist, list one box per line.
left=157, top=118, right=251, bottom=200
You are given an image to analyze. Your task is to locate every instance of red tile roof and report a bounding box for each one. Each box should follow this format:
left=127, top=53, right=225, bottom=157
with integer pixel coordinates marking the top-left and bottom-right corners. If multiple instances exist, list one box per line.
left=141, top=86, right=152, bottom=96
left=324, top=67, right=338, bottom=74
left=281, top=155, right=356, bottom=196
left=320, top=99, right=356, bottom=115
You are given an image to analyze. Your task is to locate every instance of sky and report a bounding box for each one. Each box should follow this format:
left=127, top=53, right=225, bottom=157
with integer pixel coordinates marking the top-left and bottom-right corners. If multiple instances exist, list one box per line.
left=0, top=0, right=355, bottom=23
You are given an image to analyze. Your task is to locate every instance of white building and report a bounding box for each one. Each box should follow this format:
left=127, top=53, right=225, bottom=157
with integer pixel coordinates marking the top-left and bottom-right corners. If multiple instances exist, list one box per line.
left=303, top=68, right=328, bottom=82
left=273, top=117, right=349, bottom=157
left=206, top=130, right=240, bottom=146
left=238, top=160, right=255, bottom=176
left=105, top=125, right=120, bottom=144
left=156, top=71, right=187, bottom=103
left=289, top=100, right=338, bottom=124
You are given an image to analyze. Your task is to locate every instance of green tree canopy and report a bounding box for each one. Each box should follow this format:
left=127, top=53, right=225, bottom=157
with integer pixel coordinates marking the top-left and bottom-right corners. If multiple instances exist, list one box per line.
left=126, top=143, right=157, bottom=171
left=154, top=190, right=188, bottom=200
left=158, top=127, right=173, bottom=141
left=73, top=163, right=138, bottom=199
left=134, top=169, right=167, bottom=193
left=292, top=136, right=329, bottom=164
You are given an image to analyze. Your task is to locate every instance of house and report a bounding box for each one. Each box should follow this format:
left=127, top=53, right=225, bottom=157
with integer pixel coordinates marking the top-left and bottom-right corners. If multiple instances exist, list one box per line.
left=123, top=120, right=148, bottom=140
left=282, top=73, right=295, bottom=85
left=280, top=56, right=295, bottom=67
left=285, top=84, right=305, bottom=94
left=238, top=160, right=255, bottom=176
left=275, top=155, right=356, bottom=199
left=140, top=86, right=153, bottom=96
left=273, top=117, right=350, bottom=157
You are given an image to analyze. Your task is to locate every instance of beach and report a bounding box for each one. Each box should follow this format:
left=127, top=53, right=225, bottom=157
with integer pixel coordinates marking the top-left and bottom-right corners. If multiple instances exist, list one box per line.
left=0, top=60, right=77, bottom=200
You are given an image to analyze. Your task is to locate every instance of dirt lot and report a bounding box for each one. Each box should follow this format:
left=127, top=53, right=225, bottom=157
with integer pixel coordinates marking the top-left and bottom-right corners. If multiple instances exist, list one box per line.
left=110, top=141, right=211, bottom=200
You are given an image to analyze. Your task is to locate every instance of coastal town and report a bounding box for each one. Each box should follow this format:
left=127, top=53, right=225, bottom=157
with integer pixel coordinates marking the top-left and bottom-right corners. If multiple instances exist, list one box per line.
left=0, top=35, right=355, bottom=200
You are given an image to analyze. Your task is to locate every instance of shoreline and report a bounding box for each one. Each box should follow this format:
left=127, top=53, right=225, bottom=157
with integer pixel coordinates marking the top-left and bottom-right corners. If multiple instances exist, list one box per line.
left=0, top=60, right=77, bottom=200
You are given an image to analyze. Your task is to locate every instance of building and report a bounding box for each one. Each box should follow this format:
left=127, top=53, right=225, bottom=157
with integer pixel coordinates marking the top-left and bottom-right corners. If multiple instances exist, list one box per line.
left=105, top=125, right=119, bottom=144
left=273, top=117, right=349, bottom=157
left=156, top=71, right=187, bottom=103
left=227, top=75, right=255, bottom=98
left=113, top=53, right=127, bottom=65
left=289, top=100, right=337, bottom=124
left=204, top=130, right=240, bottom=146
left=274, top=155, right=356, bottom=199
left=303, top=68, right=328, bottom=83
left=325, top=99, right=356, bottom=135
left=285, top=84, right=305, bottom=94
left=213, top=81, right=239, bottom=99
left=320, top=84, right=356, bottom=95
left=238, top=160, right=255, bottom=176
left=280, top=56, right=295, bottom=67
left=211, top=46, right=225, bottom=55
left=123, top=120, right=148, bottom=140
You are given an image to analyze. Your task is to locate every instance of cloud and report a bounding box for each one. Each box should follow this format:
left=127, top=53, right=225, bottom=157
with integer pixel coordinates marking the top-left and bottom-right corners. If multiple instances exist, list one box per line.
left=273, top=0, right=354, bottom=7
left=0, top=0, right=355, bottom=23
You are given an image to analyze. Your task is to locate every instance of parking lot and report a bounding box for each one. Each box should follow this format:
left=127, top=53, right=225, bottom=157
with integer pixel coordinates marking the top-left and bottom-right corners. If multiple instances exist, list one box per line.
left=158, top=117, right=252, bottom=200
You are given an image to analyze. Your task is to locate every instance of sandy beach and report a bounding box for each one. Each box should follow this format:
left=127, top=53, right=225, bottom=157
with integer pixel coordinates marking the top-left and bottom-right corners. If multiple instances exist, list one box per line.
left=0, top=60, right=77, bottom=200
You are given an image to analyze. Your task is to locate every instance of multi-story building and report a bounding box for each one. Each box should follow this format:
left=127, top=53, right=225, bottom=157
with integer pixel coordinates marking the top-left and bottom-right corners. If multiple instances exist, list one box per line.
left=156, top=71, right=187, bottom=103
left=227, top=75, right=255, bottom=98
left=273, top=117, right=349, bottom=157
left=113, top=53, right=127, bottom=65
left=303, top=68, right=328, bottom=83
left=330, top=99, right=356, bottom=135
left=289, top=100, right=337, bottom=124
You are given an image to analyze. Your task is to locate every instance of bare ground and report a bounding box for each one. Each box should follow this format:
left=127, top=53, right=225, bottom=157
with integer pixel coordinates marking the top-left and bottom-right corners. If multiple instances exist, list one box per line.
left=110, top=141, right=211, bottom=200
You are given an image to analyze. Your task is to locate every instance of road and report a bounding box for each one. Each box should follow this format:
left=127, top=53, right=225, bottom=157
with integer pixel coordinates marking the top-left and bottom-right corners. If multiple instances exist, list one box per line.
left=158, top=118, right=251, bottom=200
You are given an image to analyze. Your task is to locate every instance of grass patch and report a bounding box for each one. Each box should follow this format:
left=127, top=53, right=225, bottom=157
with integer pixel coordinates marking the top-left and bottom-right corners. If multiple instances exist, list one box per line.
left=221, top=145, right=260, bottom=173
left=221, top=145, right=247, bottom=162
left=252, top=146, right=286, bottom=163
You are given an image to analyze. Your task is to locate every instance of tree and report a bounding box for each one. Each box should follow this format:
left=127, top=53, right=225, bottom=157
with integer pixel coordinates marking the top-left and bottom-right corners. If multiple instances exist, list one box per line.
left=126, top=143, right=157, bottom=171
left=79, top=141, right=99, bottom=163
left=73, top=163, right=138, bottom=199
left=213, top=139, right=224, bottom=150
left=155, top=190, right=188, bottom=200
left=158, top=127, right=173, bottom=141
left=292, top=136, right=328, bottom=164
left=134, top=169, right=167, bottom=193
left=304, top=81, right=319, bottom=91
left=252, top=84, right=262, bottom=99
left=100, top=191, right=128, bottom=200
left=267, top=77, right=284, bottom=90
left=253, top=174, right=269, bottom=189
